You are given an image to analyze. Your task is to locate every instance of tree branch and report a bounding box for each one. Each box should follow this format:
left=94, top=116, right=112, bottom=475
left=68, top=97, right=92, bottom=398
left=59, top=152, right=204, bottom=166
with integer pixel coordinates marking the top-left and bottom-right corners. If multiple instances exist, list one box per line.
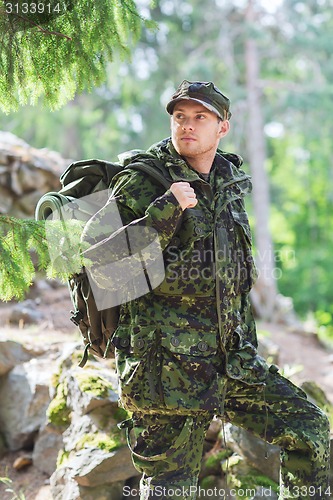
left=5, top=12, right=72, bottom=40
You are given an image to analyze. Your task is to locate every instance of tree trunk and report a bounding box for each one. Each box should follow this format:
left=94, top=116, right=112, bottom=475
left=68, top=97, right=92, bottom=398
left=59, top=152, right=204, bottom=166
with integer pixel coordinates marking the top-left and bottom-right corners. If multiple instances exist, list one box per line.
left=245, top=0, right=278, bottom=320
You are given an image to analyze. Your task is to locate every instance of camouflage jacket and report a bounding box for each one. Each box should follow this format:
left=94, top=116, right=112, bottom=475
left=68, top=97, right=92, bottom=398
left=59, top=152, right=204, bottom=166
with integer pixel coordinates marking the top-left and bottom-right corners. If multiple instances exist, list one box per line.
left=84, top=138, right=268, bottom=415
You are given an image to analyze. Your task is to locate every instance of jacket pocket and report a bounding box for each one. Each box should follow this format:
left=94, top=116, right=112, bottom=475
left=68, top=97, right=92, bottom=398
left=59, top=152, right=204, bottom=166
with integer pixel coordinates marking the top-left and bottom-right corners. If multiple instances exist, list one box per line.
left=113, top=325, right=222, bottom=415
left=226, top=341, right=269, bottom=386
left=113, top=325, right=164, bottom=413
left=231, top=211, right=252, bottom=243
left=159, top=327, right=221, bottom=414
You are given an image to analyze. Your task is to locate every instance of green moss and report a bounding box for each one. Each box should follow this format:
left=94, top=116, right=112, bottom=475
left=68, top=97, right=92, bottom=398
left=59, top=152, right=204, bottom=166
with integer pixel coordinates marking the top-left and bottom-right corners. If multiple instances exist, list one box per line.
left=50, top=371, right=60, bottom=389
left=76, top=432, right=122, bottom=453
left=56, top=449, right=70, bottom=468
left=75, top=370, right=114, bottom=398
left=221, top=453, right=242, bottom=472
left=224, top=459, right=279, bottom=498
left=46, top=381, right=71, bottom=427
left=112, top=407, right=130, bottom=423
left=71, top=349, right=86, bottom=366
left=236, top=472, right=278, bottom=493
left=199, top=475, right=219, bottom=489
left=204, top=449, right=233, bottom=469
left=50, top=357, right=68, bottom=389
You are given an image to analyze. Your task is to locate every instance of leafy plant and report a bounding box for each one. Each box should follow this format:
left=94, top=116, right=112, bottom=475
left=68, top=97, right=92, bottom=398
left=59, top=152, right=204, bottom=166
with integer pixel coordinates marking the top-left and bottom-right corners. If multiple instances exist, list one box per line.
left=0, top=215, right=87, bottom=301
left=0, top=0, right=156, bottom=112
left=0, top=476, right=26, bottom=500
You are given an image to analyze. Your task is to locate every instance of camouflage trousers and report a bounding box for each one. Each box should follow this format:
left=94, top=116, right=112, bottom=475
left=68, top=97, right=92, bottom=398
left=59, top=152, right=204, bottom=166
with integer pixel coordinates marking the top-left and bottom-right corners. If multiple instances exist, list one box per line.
left=126, top=371, right=330, bottom=500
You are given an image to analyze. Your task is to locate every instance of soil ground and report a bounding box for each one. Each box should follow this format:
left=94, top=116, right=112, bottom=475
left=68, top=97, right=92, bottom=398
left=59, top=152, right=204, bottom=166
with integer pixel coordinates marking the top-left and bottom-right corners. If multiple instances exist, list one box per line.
left=0, top=283, right=332, bottom=499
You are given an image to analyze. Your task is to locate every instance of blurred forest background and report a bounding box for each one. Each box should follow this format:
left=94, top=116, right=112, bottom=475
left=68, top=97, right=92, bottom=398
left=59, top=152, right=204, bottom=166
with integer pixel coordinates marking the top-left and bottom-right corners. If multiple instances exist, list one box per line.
left=1, top=0, right=333, bottom=342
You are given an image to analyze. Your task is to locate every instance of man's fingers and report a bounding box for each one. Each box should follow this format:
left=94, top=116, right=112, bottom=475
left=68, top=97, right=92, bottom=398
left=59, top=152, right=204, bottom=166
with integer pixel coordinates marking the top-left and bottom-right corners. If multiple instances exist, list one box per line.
left=170, top=182, right=197, bottom=210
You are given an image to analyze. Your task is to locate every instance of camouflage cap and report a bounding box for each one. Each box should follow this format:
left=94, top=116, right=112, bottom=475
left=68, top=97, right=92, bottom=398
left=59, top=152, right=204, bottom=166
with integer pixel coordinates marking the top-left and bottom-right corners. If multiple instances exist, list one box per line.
left=166, top=80, right=231, bottom=120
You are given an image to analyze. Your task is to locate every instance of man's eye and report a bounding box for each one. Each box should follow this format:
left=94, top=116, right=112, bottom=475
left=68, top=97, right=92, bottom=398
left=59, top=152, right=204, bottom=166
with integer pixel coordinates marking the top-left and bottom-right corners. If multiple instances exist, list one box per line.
left=196, top=114, right=206, bottom=119
left=175, top=114, right=184, bottom=119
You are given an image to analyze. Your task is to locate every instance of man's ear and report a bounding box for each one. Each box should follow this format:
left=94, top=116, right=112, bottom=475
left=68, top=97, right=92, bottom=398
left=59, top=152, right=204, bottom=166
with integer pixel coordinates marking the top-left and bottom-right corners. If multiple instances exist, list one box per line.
left=218, top=120, right=230, bottom=138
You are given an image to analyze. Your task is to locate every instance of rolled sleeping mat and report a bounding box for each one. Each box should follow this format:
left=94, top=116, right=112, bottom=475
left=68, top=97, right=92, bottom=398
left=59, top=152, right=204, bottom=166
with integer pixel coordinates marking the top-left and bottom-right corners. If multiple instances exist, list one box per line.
left=35, top=192, right=71, bottom=221
left=35, top=192, right=102, bottom=222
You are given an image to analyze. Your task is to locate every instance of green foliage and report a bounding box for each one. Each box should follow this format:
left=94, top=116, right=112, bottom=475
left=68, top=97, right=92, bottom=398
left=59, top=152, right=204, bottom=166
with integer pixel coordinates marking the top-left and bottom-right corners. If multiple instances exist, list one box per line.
left=0, top=215, right=87, bottom=301
left=203, top=449, right=233, bottom=471
left=0, top=0, right=155, bottom=112
left=315, top=310, right=333, bottom=349
left=222, top=455, right=279, bottom=498
left=112, top=406, right=131, bottom=423
left=0, top=216, right=48, bottom=300
left=268, top=126, right=333, bottom=316
left=0, top=476, right=26, bottom=500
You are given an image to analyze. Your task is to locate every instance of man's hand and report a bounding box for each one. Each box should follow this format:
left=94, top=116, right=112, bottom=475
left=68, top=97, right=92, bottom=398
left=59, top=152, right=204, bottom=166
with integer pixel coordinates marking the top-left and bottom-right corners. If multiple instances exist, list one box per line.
left=170, top=182, right=198, bottom=210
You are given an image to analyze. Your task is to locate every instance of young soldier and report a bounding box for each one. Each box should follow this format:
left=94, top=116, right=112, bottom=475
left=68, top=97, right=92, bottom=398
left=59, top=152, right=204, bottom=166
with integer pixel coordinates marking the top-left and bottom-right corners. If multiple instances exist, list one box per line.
left=84, top=81, right=330, bottom=499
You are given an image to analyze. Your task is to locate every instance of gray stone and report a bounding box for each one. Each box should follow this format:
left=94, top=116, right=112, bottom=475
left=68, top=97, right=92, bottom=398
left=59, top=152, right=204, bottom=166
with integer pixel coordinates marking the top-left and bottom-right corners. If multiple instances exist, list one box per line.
left=62, top=414, right=96, bottom=452
left=32, top=425, right=64, bottom=476
left=0, top=340, right=32, bottom=375
left=0, top=357, right=54, bottom=450
left=50, top=466, right=125, bottom=500
left=70, top=446, right=138, bottom=486
left=0, top=131, right=31, bottom=149
left=258, top=336, right=279, bottom=365
left=0, top=185, right=13, bottom=212
left=66, top=366, right=119, bottom=416
left=50, top=466, right=81, bottom=500
left=77, top=482, right=125, bottom=500
left=9, top=300, right=46, bottom=325
left=0, top=130, right=68, bottom=219
left=18, top=191, right=48, bottom=215
left=223, top=423, right=280, bottom=483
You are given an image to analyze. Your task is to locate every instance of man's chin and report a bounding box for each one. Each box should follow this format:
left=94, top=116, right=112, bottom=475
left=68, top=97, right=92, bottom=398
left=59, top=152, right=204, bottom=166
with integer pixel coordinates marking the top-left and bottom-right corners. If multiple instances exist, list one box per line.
left=176, top=144, right=198, bottom=158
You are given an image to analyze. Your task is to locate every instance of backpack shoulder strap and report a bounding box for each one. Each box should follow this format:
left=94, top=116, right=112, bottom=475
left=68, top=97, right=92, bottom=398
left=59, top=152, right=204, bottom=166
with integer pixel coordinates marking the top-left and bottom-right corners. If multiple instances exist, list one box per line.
left=125, top=158, right=184, bottom=236
left=126, top=160, right=172, bottom=190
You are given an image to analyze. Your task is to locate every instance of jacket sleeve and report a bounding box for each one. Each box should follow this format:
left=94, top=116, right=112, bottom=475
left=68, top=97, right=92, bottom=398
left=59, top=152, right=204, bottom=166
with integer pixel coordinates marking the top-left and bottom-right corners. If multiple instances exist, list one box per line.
left=81, top=170, right=182, bottom=291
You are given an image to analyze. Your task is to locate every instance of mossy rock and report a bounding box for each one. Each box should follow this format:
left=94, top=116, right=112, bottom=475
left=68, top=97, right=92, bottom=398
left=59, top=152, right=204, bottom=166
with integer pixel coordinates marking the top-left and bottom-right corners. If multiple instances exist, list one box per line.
left=75, top=369, right=115, bottom=398
left=301, top=381, right=333, bottom=427
left=224, top=455, right=279, bottom=498
left=46, top=381, right=71, bottom=427
left=75, top=431, right=124, bottom=453
left=56, top=449, right=70, bottom=468
left=201, top=448, right=233, bottom=477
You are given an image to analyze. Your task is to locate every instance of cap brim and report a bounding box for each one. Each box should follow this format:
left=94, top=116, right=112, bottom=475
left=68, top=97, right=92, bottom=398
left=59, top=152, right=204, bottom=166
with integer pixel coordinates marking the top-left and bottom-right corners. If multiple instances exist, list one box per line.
left=166, top=97, right=223, bottom=119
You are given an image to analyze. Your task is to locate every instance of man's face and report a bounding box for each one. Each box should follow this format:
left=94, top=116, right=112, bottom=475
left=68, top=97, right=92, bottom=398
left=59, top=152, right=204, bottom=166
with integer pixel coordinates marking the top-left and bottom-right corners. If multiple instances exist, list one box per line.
left=170, top=100, right=229, bottom=162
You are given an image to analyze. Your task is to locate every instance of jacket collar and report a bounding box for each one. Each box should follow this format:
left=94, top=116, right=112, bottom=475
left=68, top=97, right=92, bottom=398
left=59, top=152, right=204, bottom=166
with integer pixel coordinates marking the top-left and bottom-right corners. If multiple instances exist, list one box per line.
left=147, top=138, right=251, bottom=192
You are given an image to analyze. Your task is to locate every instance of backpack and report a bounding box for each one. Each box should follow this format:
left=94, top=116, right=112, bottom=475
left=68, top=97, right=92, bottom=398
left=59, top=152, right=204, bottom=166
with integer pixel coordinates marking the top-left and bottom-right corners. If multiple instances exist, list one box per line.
left=35, top=153, right=173, bottom=367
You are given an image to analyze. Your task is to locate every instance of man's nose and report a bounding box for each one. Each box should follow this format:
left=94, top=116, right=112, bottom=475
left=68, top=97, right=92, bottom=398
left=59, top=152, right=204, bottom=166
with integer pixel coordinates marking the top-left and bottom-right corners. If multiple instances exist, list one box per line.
left=182, top=118, right=194, bottom=130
